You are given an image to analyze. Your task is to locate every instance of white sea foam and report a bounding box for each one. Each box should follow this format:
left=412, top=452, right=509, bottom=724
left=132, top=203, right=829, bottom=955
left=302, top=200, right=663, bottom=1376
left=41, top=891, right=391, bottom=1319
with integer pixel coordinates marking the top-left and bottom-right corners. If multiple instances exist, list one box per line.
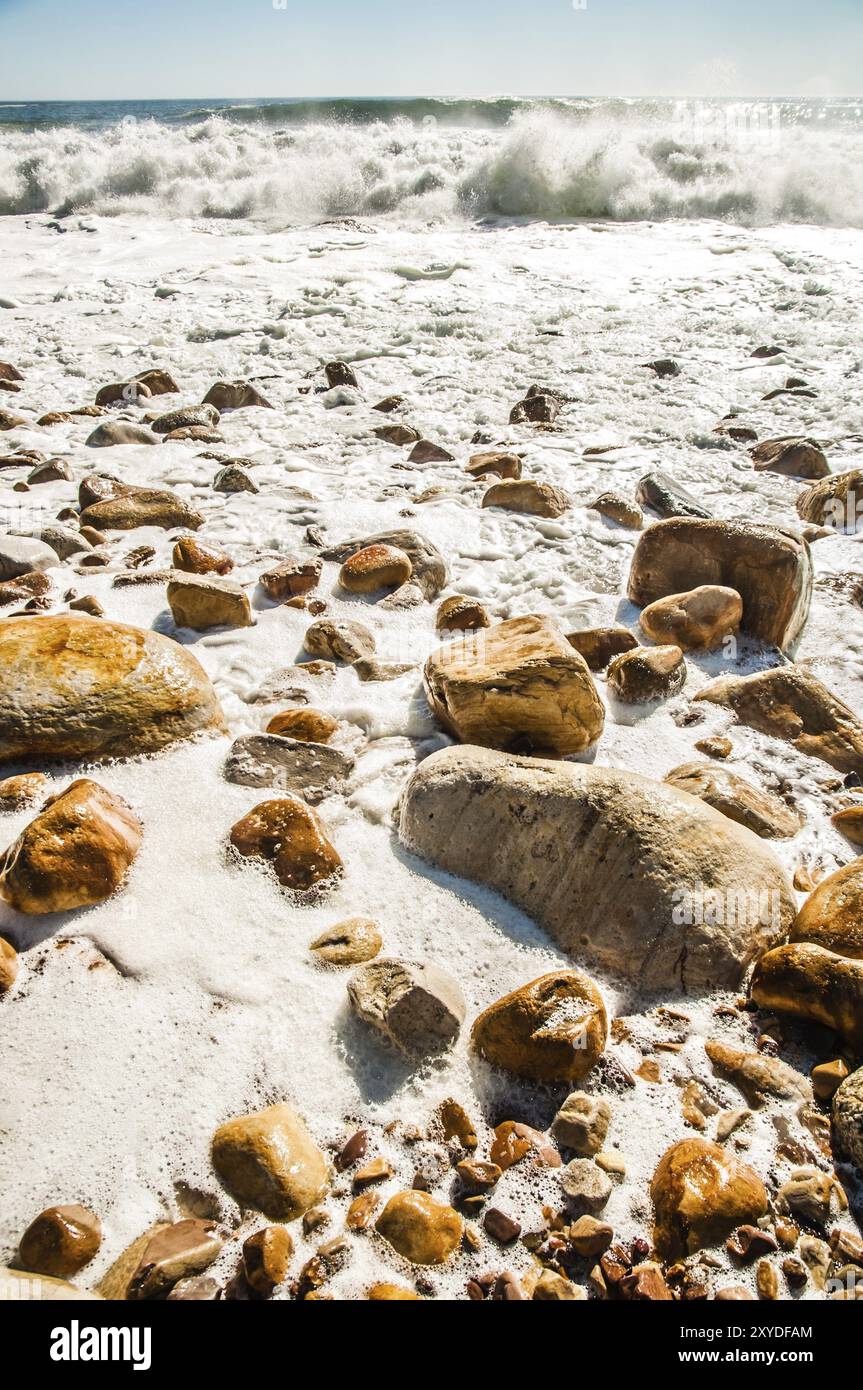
left=2, top=106, right=863, bottom=225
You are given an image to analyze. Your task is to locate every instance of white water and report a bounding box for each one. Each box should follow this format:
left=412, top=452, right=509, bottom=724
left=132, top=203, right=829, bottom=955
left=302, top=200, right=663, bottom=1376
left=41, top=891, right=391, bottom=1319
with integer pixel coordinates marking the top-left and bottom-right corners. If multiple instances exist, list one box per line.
left=0, top=200, right=861, bottom=1298
left=2, top=107, right=863, bottom=225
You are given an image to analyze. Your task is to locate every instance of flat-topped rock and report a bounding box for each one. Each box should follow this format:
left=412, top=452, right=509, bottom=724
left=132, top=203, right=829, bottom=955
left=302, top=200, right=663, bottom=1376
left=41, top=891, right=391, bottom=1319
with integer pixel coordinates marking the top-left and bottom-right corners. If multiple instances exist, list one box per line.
left=423, top=614, right=604, bottom=756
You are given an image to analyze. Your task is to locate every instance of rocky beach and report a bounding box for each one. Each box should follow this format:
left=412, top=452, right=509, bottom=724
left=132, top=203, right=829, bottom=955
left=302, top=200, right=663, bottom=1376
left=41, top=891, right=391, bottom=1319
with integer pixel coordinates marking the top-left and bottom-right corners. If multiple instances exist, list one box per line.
left=0, top=98, right=862, bottom=1303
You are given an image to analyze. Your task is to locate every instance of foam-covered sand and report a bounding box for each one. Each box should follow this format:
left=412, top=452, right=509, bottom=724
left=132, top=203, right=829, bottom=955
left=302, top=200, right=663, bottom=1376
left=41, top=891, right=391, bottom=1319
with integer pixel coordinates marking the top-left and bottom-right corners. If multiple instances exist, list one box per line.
left=1, top=194, right=862, bottom=1297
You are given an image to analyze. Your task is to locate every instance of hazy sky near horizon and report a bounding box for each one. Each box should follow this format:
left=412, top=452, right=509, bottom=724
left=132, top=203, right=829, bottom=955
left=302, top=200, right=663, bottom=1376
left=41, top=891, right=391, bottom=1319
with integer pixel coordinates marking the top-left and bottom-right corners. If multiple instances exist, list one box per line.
left=0, top=0, right=860, bottom=101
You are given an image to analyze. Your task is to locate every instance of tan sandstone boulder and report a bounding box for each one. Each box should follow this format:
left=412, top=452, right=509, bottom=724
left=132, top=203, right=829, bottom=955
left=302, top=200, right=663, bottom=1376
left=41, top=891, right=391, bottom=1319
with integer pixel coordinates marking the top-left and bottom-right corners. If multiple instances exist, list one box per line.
left=212, top=1104, right=330, bottom=1220
left=750, top=436, right=829, bottom=479
left=0, top=779, right=142, bottom=914
left=167, top=573, right=253, bottom=630
left=696, top=665, right=863, bottom=776
left=0, top=616, right=225, bottom=764
left=651, top=1139, right=768, bottom=1260
left=423, top=615, right=604, bottom=756
left=627, top=519, right=812, bottom=652
left=471, top=971, right=607, bottom=1083
left=399, top=746, right=793, bottom=992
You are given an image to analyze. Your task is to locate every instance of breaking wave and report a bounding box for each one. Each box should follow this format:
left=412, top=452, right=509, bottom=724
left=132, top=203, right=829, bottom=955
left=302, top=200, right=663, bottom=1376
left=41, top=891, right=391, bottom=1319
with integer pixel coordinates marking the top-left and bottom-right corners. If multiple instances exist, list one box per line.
left=1, top=98, right=862, bottom=226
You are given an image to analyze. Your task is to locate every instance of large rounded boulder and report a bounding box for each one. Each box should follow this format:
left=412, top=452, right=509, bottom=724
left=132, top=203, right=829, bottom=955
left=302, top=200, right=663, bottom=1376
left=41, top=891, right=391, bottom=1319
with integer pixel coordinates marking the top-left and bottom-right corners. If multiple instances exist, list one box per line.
left=0, top=615, right=226, bottom=764
left=398, top=746, right=794, bottom=993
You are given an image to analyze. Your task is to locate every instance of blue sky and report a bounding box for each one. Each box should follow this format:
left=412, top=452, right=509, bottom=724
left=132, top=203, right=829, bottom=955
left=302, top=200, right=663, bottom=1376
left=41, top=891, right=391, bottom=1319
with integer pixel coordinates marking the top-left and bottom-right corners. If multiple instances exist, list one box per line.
left=1, top=0, right=860, bottom=100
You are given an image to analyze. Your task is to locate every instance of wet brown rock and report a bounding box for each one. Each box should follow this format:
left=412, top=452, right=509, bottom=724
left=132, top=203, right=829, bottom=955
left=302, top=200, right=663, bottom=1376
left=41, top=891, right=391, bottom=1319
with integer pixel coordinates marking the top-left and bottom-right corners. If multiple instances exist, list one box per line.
left=750, top=436, right=829, bottom=479
left=607, top=644, right=686, bottom=702
left=0, top=408, right=28, bottom=430
left=373, top=423, right=420, bottom=446
left=532, top=1270, right=586, bottom=1300
left=266, top=708, right=338, bottom=743
left=664, top=762, right=801, bottom=839
left=259, top=557, right=322, bottom=602
left=465, top=451, right=521, bottom=480
left=324, top=361, right=357, bottom=389
left=0, top=771, right=50, bottom=811
left=128, top=1219, right=222, bottom=1300
left=399, top=745, right=794, bottom=992
left=304, top=618, right=375, bottom=663
left=309, top=917, right=381, bottom=966
left=202, top=380, right=272, bottom=411
left=482, top=478, right=570, bottom=517
left=436, top=1098, right=478, bottom=1152
left=134, top=369, right=179, bottom=396
left=651, top=1139, right=768, bottom=1260
left=472, top=970, right=607, bottom=1083
left=339, top=544, right=412, bottom=594
left=627, top=518, right=812, bottom=652
left=569, top=1215, right=614, bottom=1258
left=366, top=1282, right=422, bottom=1300
left=242, top=1226, right=292, bottom=1295
left=212, top=1104, right=330, bottom=1220
left=172, top=536, right=234, bottom=575
left=0, top=935, right=18, bottom=993
left=590, top=491, right=643, bottom=529
left=408, top=439, right=455, bottom=464
left=229, top=798, right=342, bottom=893
left=18, top=1205, right=101, bottom=1279
left=565, top=626, right=638, bottom=671
left=750, top=943, right=863, bottom=1051
left=641, top=585, right=742, bottom=651
left=619, top=1263, right=674, bottom=1301
left=321, top=528, right=447, bottom=601
left=489, top=1121, right=561, bottom=1171
left=354, top=1157, right=394, bottom=1190
left=455, top=1160, right=500, bottom=1193
left=831, top=805, right=863, bottom=846
left=79, top=489, right=204, bottom=532
left=0, top=362, right=23, bottom=383
left=375, top=1191, right=462, bottom=1265
left=68, top=596, right=105, bottom=617
left=509, top=390, right=560, bottom=424
left=371, top=395, right=404, bottom=414
left=0, top=617, right=224, bottom=764
left=213, top=462, right=257, bottom=493
left=423, top=614, right=604, bottom=756
left=695, top=735, right=733, bottom=759
left=791, top=858, right=863, bottom=958
left=95, top=380, right=152, bottom=407
left=705, top=1039, right=811, bottom=1106
left=346, top=1191, right=380, bottom=1230
left=697, top=665, right=863, bottom=777
left=0, top=779, right=142, bottom=914
left=435, top=595, right=491, bottom=632
left=812, top=1058, right=849, bottom=1101
left=167, top=574, right=253, bottom=631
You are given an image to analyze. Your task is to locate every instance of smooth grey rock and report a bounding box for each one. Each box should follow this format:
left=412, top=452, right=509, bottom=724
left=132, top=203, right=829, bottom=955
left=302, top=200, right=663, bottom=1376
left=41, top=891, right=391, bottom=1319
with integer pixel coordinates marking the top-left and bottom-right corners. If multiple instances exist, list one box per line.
left=13, top=525, right=92, bottom=561
left=0, top=535, right=59, bottom=580
left=636, top=471, right=711, bottom=520
left=558, top=1160, right=613, bottom=1214
left=223, top=734, right=353, bottom=802
left=85, top=421, right=161, bottom=447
